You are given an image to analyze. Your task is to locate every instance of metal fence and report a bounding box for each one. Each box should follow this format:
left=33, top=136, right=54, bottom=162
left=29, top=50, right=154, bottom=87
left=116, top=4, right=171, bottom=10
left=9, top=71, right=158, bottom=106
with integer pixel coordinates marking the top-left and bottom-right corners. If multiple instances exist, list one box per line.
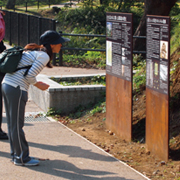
left=0, top=0, right=57, bottom=10
left=0, top=0, right=79, bottom=12
left=57, top=33, right=146, bottom=66
left=2, top=10, right=56, bottom=48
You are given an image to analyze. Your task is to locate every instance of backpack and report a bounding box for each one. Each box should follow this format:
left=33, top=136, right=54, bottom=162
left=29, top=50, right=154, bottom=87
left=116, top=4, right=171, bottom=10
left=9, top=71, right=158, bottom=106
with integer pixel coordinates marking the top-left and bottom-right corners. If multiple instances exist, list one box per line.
left=0, top=40, right=6, bottom=53
left=0, top=46, right=32, bottom=76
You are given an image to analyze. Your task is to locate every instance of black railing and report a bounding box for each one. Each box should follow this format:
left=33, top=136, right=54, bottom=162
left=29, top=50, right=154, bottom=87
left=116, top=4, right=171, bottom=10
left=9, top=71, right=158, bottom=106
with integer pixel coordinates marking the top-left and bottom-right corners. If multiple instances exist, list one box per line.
left=2, top=10, right=56, bottom=48
left=56, top=33, right=106, bottom=66
left=56, top=33, right=146, bottom=66
left=1, top=0, right=80, bottom=12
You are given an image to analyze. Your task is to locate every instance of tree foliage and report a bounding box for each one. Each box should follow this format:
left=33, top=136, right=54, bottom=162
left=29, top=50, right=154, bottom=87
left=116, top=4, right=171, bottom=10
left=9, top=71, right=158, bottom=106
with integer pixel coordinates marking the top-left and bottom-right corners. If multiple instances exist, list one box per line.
left=6, top=0, right=16, bottom=9
left=83, top=0, right=144, bottom=12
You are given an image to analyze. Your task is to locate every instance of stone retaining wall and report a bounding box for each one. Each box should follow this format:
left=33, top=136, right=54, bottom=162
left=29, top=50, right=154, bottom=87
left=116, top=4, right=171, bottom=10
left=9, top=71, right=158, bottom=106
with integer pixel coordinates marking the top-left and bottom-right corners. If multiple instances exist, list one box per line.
left=29, top=74, right=106, bottom=114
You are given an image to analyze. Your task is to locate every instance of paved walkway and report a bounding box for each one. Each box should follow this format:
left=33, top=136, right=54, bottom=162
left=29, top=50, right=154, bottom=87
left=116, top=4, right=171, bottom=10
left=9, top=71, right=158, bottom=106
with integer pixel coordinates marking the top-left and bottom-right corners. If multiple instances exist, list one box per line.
left=1, top=116, right=150, bottom=180
left=0, top=43, right=150, bottom=180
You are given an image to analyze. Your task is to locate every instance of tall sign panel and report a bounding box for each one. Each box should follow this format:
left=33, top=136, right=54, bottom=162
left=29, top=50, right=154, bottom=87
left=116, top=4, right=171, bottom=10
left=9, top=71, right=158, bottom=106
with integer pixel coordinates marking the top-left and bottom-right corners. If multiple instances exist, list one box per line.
left=146, top=15, right=170, bottom=161
left=106, top=12, right=133, bottom=141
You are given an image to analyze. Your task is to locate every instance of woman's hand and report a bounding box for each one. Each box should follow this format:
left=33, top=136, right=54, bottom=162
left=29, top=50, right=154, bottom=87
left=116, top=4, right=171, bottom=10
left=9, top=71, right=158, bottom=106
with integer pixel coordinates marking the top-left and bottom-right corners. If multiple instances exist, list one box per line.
left=34, top=81, right=49, bottom=90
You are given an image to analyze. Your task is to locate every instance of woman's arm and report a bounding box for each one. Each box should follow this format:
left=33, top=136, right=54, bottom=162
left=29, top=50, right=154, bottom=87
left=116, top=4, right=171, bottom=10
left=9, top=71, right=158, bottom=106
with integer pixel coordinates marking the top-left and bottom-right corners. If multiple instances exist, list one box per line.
left=25, top=51, right=50, bottom=84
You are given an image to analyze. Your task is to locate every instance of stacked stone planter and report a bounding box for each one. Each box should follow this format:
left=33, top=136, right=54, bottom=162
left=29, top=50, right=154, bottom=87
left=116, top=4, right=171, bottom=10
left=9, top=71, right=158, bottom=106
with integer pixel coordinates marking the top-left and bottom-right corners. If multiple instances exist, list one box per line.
left=29, top=73, right=106, bottom=114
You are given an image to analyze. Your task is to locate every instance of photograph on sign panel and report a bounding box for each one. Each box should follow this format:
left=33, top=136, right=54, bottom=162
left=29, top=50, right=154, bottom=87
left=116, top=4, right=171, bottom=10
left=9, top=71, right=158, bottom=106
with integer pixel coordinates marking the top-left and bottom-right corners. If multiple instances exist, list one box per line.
left=160, top=40, right=168, bottom=59
left=106, top=22, right=112, bottom=37
left=154, top=62, right=159, bottom=76
left=122, top=56, right=126, bottom=65
left=122, top=65, right=125, bottom=76
left=122, top=47, right=125, bottom=56
left=106, top=40, right=112, bottom=66
left=121, top=56, right=126, bottom=76
left=160, top=64, right=168, bottom=81
left=150, top=61, right=153, bottom=86
left=146, top=61, right=153, bottom=87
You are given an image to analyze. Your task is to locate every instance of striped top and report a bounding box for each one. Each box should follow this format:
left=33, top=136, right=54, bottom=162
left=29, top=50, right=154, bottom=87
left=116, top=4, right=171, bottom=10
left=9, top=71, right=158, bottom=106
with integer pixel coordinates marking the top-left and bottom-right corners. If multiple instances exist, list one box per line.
left=2, top=50, right=50, bottom=91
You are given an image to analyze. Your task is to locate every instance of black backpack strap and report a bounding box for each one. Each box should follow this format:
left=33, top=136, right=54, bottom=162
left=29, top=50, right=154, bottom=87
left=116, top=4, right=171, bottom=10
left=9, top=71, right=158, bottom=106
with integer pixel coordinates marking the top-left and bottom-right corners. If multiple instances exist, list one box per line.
left=15, top=65, right=32, bottom=76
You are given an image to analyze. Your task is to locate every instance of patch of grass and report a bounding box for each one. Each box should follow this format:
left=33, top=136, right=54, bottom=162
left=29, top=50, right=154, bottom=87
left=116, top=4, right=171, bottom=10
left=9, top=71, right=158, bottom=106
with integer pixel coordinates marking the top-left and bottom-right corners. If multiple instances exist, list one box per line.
left=169, top=138, right=176, bottom=145
left=89, top=101, right=106, bottom=115
left=90, top=106, right=102, bottom=115
left=63, top=96, right=106, bottom=119
left=61, top=53, right=106, bottom=69
left=46, top=107, right=61, bottom=116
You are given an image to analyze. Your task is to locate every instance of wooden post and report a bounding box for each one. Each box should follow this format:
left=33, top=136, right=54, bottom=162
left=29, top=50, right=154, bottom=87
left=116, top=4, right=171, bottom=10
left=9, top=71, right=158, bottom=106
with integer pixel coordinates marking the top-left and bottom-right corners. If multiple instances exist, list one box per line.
left=25, top=2, right=27, bottom=12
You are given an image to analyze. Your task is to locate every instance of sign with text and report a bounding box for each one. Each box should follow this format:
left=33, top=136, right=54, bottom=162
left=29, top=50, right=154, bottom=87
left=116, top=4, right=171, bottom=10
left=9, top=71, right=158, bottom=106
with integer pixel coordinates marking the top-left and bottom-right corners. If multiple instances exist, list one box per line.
left=106, top=12, right=133, bottom=141
left=146, top=15, right=170, bottom=94
left=106, top=12, right=133, bottom=82
left=146, top=15, right=170, bottom=161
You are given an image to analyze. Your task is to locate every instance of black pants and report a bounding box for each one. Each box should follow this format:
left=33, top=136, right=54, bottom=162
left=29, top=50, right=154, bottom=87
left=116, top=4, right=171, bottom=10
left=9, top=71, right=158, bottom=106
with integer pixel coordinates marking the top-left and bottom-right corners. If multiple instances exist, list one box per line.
left=2, top=84, right=30, bottom=162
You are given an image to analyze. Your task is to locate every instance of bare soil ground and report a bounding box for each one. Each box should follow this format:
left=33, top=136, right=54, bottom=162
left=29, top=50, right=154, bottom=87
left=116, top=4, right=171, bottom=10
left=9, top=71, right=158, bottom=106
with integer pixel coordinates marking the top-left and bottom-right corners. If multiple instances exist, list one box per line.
left=56, top=99, right=180, bottom=180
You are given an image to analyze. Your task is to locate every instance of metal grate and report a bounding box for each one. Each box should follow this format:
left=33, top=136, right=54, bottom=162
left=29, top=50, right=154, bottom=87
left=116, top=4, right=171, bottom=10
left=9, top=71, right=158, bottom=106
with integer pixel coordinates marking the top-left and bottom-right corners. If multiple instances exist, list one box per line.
left=25, top=116, right=49, bottom=122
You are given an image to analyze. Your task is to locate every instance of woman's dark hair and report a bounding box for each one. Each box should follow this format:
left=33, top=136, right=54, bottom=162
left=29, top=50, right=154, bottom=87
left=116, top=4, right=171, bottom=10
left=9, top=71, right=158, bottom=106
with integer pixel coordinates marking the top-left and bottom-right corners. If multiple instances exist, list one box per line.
left=43, top=44, right=53, bottom=59
left=43, top=44, right=53, bottom=68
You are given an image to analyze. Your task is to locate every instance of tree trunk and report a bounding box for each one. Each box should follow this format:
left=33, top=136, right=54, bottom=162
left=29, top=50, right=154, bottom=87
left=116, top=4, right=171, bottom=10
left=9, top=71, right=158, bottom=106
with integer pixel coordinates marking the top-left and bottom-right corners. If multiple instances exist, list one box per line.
left=6, top=0, right=16, bottom=9
left=133, top=0, right=177, bottom=54
left=99, top=0, right=104, bottom=5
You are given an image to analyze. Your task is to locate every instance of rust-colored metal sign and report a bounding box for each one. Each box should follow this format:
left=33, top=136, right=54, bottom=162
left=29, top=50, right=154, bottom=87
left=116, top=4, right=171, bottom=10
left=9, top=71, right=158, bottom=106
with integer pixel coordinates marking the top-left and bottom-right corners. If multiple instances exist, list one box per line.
left=146, top=15, right=170, bottom=161
left=106, top=12, right=133, bottom=141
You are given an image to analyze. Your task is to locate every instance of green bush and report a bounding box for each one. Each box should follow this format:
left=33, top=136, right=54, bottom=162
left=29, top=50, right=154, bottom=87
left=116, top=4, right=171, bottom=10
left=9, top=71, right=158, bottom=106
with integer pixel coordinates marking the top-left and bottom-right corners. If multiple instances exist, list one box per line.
left=55, top=3, right=144, bottom=66
left=57, top=6, right=106, bottom=34
left=61, top=53, right=106, bottom=69
left=59, top=27, right=106, bottom=57
left=83, top=50, right=106, bottom=69
left=170, top=20, right=180, bottom=54
left=133, top=58, right=146, bottom=94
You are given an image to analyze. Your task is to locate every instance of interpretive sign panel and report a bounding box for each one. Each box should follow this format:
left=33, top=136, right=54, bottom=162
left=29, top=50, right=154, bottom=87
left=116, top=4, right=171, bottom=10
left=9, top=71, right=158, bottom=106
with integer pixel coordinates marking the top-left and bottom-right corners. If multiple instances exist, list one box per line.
left=146, top=15, right=170, bottom=94
left=146, top=15, right=170, bottom=161
left=106, top=12, right=133, bottom=141
left=106, top=12, right=133, bottom=82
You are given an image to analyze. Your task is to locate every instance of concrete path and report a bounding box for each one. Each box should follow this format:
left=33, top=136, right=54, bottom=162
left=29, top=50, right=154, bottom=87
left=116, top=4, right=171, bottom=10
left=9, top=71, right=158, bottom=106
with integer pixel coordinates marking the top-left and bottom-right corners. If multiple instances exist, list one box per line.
left=0, top=116, right=149, bottom=180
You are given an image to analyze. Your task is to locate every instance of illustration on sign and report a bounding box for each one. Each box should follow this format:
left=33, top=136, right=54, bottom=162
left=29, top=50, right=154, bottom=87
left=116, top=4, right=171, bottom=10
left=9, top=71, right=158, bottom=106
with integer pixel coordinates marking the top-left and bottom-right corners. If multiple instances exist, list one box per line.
left=106, top=40, right=112, bottom=66
left=106, top=22, right=112, bottom=37
left=160, top=41, right=168, bottom=59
